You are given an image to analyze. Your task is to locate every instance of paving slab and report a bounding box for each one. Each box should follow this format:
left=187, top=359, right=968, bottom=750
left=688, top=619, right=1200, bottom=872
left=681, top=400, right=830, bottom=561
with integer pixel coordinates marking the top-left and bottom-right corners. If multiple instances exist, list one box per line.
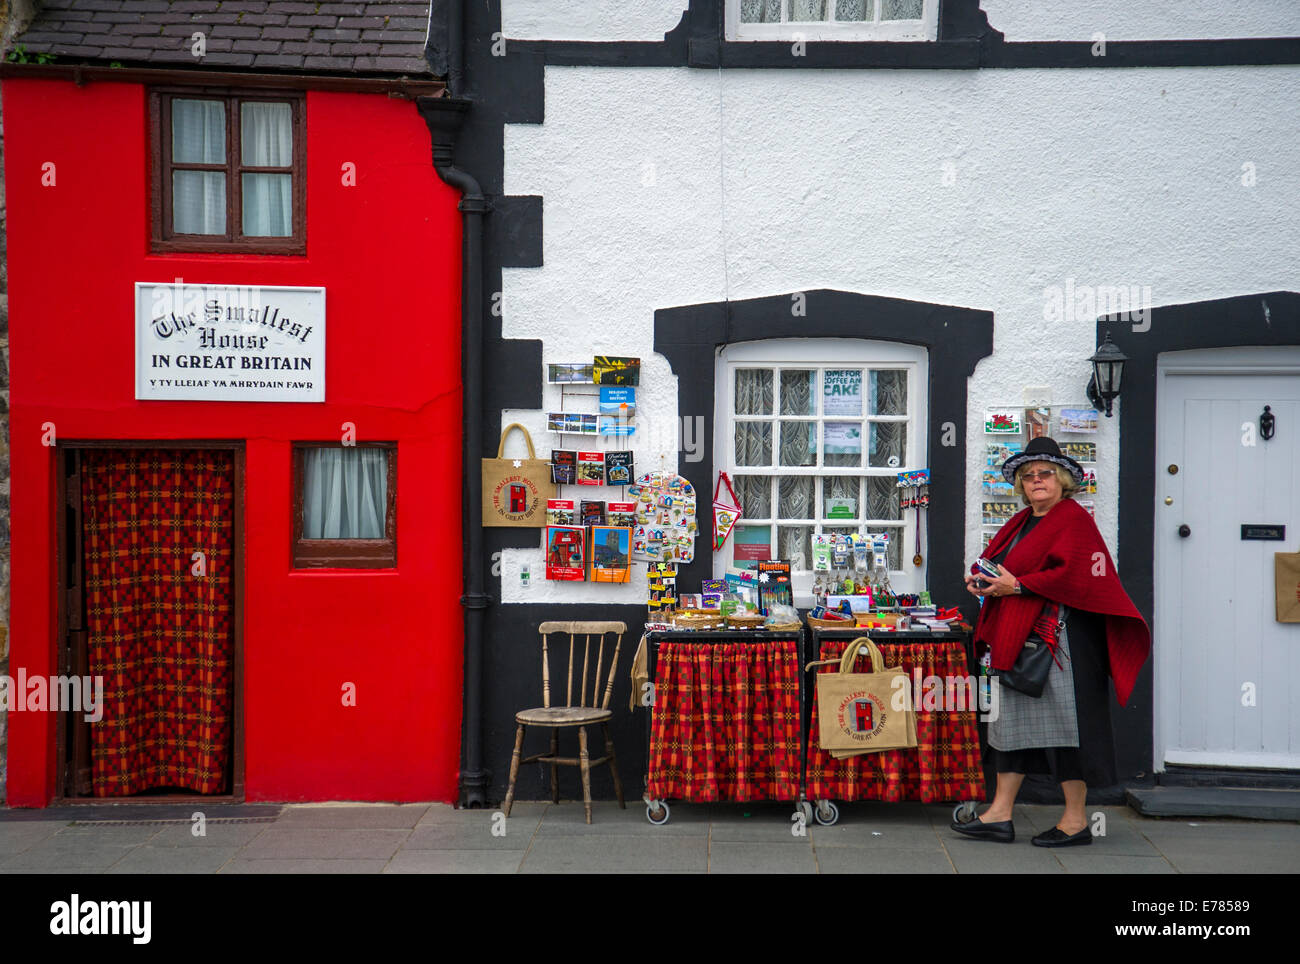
left=384, top=850, right=526, bottom=874
left=708, top=840, right=816, bottom=874
left=536, top=800, right=710, bottom=837
left=0, top=821, right=74, bottom=854
left=940, top=838, right=1067, bottom=873
left=417, top=802, right=547, bottom=827
left=403, top=822, right=533, bottom=851
left=1055, top=853, right=1177, bottom=874
left=520, top=834, right=706, bottom=873
left=235, top=828, right=410, bottom=861
left=148, top=822, right=272, bottom=848
left=1146, top=836, right=1300, bottom=874
left=219, top=858, right=390, bottom=874
left=274, top=804, right=431, bottom=829
left=815, top=845, right=956, bottom=874
left=106, top=846, right=242, bottom=874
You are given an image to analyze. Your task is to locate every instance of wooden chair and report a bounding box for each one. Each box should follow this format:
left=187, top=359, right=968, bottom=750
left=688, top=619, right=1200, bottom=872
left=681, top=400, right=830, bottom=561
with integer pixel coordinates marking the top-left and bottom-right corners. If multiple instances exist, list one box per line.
left=503, top=621, right=627, bottom=824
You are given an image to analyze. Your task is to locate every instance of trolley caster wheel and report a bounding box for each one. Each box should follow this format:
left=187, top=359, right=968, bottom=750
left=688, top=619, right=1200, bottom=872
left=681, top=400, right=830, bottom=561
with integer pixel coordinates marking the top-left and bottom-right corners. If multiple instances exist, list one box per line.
left=798, top=801, right=814, bottom=824
left=646, top=802, right=670, bottom=826
left=952, top=802, right=978, bottom=825
left=813, top=801, right=839, bottom=827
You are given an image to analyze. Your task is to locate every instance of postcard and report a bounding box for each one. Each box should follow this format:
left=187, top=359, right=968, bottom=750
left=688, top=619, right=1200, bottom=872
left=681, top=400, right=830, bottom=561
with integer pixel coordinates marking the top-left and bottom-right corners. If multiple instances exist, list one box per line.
left=546, top=499, right=576, bottom=526
left=986, top=441, right=1023, bottom=467
left=547, top=363, right=594, bottom=384
left=1026, top=407, right=1051, bottom=439
left=1061, top=441, right=1097, bottom=463
left=598, top=416, right=635, bottom=436
left=1059, top=408, right=1099, bottom=433
left=580, top=499, right=606, bottom=526
left=604, top=451, right=634, bottom=486
left=982, top=501, right=1016, bottom=526
left=607, top=501, right=637, bottom=528
left=985, top=408, right=1022, bottom=434
left=550, top=450, right=576, bottom=485
left=577, top=451, right=605, bottom=485
left=982, top=470, right=1014, bottom=498
left=593, top=355, right=641, bottom=386
left=599, top=386, right=636, bottom=417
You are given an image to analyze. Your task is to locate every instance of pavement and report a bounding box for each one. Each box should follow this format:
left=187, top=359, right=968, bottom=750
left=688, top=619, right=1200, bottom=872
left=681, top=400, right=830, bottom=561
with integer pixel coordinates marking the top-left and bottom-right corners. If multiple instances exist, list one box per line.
left=1, top=799, right=1297, bottom=873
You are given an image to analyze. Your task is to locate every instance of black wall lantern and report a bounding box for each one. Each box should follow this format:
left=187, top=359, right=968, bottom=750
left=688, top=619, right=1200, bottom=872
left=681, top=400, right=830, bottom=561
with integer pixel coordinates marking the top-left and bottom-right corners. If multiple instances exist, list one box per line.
left=1260, top=405, right=1275, bottom=440
left=1086, top=331, right=1128, bottom=417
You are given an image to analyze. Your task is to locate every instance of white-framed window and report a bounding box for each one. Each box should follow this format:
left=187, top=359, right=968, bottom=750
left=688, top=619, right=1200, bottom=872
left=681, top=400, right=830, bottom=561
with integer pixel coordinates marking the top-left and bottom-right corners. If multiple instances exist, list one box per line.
left=726, top=0, right=938, bottom=42
left=714, top=339, right=928, bottom=603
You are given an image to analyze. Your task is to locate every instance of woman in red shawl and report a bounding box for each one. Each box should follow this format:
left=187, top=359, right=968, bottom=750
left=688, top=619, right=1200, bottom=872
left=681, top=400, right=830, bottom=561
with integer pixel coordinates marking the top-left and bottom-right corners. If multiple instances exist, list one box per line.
left=950, top=437, right=1150, bottom=847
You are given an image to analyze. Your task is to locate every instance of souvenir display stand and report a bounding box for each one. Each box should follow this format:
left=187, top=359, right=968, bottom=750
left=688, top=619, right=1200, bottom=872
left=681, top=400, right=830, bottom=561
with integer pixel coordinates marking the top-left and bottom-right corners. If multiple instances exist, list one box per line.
left=804, top=626, right=984, bottom=827
left=642, top=628, right=805, bottom=826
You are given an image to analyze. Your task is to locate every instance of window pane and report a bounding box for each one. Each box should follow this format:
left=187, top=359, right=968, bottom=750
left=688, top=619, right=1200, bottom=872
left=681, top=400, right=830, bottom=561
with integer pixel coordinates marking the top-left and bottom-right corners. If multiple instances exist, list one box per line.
left=172, top=98, right=225, bottom=164
left=868, top=422, right=906, bottom=468
left=242, top=173, right=293, bottom=236
left=741, top=0, right=781, bottom=22
left=173, top=171, right=226, bottom=234
left=779, top=421, right=817, bottom=466
left=302, top=448, right=388, bottom=539
left=823, top=369, right=863, bottom=416
left=733, top=474, right=773, bottom=518
left=777, top=476, right=814, bottom=519
left=735, top=369, right=773, bottom=415
left=241, top=102, right=293, bottom=166
left=879, top=527, right=903, bottom=569
left=732, top=524, right=772, bottom=567
left=870, top=369, right=907, bottom=415
left=823, top=421, right=862, bottom=467
left=835, top=0, right=871, bottom=21
left=735, top=422, right=772, bottom=466
left=866, top=476, right=902, bottom=520
left=789, top=0, right=828, bottom=20
left=780, top=370, right=816, bottom=415
left=881, top=0, right=923, bottom=19
left=778, top=525, right=812, bottom=570
left=822, top=477, right=861, bottom=519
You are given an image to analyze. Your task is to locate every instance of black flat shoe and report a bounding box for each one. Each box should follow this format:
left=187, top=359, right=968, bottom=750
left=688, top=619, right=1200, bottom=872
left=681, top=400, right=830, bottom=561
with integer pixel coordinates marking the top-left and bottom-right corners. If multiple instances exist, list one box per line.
left=1031, top=826, right=1092, bottom=847
left=949, top=817, right=1014, bottom=843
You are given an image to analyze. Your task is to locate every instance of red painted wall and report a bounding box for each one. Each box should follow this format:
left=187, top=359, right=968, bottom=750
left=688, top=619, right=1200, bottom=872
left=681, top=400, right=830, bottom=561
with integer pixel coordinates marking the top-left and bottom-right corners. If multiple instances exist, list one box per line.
left=3, top=78, right=464, bottom=805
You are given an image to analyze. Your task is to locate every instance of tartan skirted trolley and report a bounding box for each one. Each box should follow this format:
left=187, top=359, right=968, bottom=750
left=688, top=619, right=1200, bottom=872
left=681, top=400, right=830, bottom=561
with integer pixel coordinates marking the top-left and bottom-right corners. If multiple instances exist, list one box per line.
left=641, top=626, right=985, bottom=826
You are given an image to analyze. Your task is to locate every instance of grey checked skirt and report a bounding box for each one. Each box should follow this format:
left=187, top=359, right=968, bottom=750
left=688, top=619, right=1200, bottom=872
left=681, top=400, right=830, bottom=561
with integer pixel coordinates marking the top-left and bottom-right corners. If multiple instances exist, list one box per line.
left=987, top=616, right=1079, bottom=751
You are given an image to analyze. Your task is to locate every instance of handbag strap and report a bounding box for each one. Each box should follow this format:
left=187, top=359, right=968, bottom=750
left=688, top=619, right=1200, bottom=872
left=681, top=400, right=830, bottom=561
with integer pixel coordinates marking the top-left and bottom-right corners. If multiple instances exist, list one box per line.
left=496, top=422, right=537, bottom=459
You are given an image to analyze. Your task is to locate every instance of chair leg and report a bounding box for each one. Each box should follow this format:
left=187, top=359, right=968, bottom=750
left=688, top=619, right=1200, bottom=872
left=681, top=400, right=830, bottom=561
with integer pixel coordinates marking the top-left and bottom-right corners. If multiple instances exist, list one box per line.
left=602, top=722, right=626, bottom=809
left=550, top=729, right=560, bottom=804
left=577, top=726, right=593, bottom=825
left=504, top=723, right=526, bottom=817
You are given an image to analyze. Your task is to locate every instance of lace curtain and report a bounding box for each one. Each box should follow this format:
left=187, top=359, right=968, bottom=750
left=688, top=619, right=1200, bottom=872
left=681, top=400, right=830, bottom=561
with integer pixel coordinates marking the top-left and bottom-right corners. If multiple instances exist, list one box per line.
left=302, top=448, right=388, bottom=539
left=241, top=102, right=293, bottom=236
left=172, top=99, right=226, bottom=235
left=739, top=0, right=922, bottom=23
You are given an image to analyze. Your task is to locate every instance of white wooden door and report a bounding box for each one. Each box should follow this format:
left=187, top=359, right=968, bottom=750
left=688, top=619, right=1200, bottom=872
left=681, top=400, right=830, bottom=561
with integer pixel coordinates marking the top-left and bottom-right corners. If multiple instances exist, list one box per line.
left=1155, top=348, right=1300, bottom=770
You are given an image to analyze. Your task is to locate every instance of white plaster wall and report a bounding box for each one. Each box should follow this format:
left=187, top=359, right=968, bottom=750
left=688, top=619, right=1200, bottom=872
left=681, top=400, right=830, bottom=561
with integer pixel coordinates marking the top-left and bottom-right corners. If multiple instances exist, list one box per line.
left=983, top=1, right=1300, bottom=41
left=501, top=0, right=686, bottom=41
left=499, top=64, right=1300, bottom=604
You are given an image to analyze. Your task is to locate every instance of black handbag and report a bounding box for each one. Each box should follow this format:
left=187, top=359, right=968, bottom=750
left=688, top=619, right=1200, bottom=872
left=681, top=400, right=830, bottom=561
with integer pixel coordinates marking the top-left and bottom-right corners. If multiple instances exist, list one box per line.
left=997, top=604, right=1066, bottom=698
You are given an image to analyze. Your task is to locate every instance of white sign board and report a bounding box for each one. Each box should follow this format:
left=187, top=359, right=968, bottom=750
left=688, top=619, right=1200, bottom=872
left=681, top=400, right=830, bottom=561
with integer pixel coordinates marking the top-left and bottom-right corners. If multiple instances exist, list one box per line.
left=136, top=282, right=325, bottom=402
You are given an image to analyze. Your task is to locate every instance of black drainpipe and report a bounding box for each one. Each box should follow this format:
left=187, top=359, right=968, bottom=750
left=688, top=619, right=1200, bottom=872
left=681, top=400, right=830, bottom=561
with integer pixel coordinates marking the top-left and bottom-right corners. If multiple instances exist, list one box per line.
left=418, top=92, right=492, bottom=809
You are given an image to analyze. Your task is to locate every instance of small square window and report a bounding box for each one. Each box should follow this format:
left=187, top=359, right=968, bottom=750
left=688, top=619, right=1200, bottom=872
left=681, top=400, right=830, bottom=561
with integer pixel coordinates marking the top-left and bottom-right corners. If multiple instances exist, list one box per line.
left=729, top=0, right=936, bottom=41
left=151, top=89, right=305, bottom=254
left=292, top=443, right=396, bottom=568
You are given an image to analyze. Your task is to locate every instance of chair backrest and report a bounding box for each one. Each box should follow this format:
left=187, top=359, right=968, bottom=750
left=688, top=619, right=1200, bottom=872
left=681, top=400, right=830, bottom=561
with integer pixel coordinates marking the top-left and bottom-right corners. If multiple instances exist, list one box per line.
left=536, top=621, right=627, bottom=710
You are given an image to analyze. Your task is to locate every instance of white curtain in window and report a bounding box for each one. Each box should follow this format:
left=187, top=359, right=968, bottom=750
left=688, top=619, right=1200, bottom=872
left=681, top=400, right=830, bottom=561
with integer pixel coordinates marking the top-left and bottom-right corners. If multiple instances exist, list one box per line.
left=241, top=102, right=293, bottom=236
left=172, top=99, right=226, bottom=235
left=302, top=448, right=387, bottom=539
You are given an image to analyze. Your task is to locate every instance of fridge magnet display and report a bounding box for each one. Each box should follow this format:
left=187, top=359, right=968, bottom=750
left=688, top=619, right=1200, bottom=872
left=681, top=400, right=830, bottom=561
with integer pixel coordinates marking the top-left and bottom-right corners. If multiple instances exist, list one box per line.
left=548, top=363, right=594, bottom=384
left=712, top=471, right=742, bottom=551
left=545, top=525, right=587, bottom=581
left=647, top=561, right=678, bottom=612
left=550, top=449, right=576, bottom=484
left=1061, top=441, right=1097, bottom=463
left=984, top=408, right=1022, bottom=434
left=757, top=560, right=794, bottom=613
left=627, top=470, right=698, bottom=563
left=593, top=355, right=641, bottom=386
left=607, top=501, right=637, bottom=528
left=577, top=451, right=605, bottom=485
left=598, top=416, right=636, bottom=436
left=983, top=501, right=1015, bottom=526
left=580, top=499, right=607, bottom=526
left=591, top=526, right=632, bottom=583
left=546, top=499, right=576, bottom=526
left=481, top=423, right=554, bottom=528
left=1059, top=408, right=1099, bottom=433
left=1026, top=406, right=1051, bottom=439
left=604, top=451, right=634, bottom=485
left=599, top=386, right=636, bottom=417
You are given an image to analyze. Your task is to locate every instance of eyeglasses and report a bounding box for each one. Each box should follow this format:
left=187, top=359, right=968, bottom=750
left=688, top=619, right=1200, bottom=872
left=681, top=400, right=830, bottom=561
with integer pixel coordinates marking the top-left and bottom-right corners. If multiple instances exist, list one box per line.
left=1020, top=469, right=1057, bottom=482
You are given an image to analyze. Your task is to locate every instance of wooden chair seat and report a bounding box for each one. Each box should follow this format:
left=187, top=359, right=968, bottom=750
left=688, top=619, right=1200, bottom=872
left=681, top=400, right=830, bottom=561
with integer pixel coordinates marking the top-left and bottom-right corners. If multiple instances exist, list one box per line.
left=516, top=706, right=612, bottom=726
left=504, top=620, right=628, bottom=824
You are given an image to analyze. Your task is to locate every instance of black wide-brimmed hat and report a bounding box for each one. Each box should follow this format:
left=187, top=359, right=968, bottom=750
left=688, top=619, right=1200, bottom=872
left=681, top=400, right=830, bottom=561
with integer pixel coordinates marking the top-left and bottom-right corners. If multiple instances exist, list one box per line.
left=1001, top=436, right=1085, bottom=485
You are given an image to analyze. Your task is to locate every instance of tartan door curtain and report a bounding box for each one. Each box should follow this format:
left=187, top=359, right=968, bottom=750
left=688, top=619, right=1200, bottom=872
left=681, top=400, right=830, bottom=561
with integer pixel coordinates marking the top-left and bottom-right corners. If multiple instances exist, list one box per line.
left=81, top=449, right=235, bottom=796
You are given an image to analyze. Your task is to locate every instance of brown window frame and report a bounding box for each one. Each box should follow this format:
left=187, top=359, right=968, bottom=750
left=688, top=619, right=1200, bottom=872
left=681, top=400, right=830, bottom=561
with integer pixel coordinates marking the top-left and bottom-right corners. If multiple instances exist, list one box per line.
left=292, top=442, right=397, bottom=569
left=150, top=87, right=306, bottom=255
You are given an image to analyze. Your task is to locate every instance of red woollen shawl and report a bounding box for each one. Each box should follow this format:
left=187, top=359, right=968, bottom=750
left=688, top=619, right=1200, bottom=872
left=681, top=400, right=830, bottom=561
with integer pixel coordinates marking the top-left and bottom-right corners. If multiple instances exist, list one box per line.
left=975, top=496, right=1151, bottom=707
